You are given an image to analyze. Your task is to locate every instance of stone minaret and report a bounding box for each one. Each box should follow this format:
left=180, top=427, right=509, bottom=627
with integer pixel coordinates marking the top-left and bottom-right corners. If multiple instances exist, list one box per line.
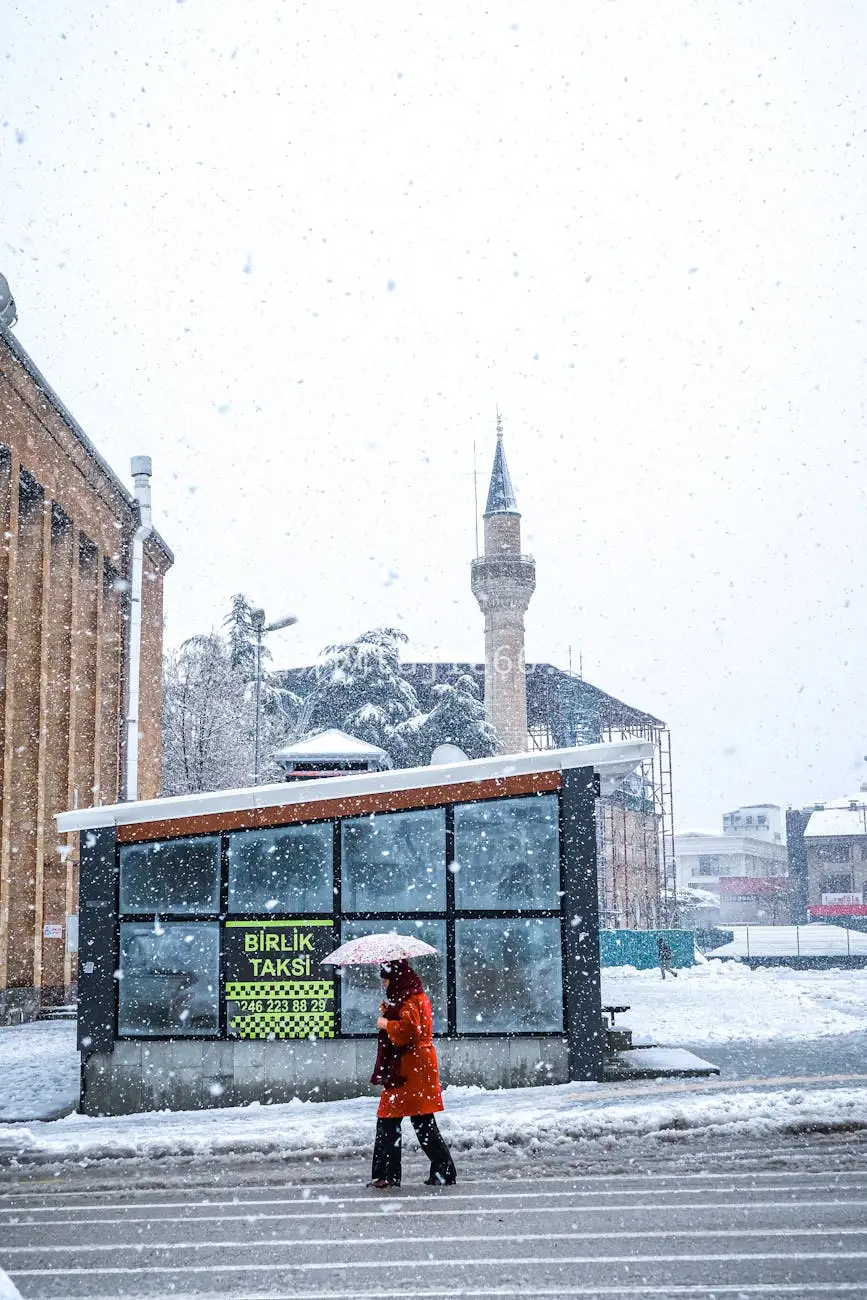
left=470, top=421, right=536, bottom=753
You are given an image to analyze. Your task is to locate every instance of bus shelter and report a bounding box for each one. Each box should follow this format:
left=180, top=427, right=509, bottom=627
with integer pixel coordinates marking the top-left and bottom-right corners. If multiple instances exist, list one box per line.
left=58, top=740, right=652, bottom=1115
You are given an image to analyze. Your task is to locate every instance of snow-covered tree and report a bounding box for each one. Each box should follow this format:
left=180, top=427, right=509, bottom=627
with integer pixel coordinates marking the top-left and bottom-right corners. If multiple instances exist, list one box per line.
left=302, top=631, right=499, bottom=767
left=259, top=675, right=304, bottom=769
left=163, top=597, right=305, bottom=793
left=162, top=634, right=253, bottom=794
left=225, top=592, right=303, bottom=758
left=223, top=593, right=261, bottom=681
left=165, top=618, right=502, bottom=788
left=673, top=885, right=721, bottom=931
left=398, top=674, right=498, bottom=765
left=305, top=628, right=421, bottom=761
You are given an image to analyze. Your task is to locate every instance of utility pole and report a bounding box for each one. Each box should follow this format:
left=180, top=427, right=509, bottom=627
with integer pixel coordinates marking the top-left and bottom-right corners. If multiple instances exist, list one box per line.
left=249, top=607, right=298, bottom=784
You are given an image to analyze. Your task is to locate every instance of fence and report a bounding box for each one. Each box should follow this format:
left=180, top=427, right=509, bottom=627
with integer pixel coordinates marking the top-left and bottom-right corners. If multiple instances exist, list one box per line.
left=599, top=928, right=694, bottom=970
left=710, top=923, right=867, bottom=960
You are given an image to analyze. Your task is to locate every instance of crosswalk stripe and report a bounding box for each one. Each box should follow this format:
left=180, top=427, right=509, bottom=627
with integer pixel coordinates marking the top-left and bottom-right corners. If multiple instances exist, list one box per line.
left=3, top=1194, right=865, bottom=1232
left=10, top=1248, right=867, bottom=1278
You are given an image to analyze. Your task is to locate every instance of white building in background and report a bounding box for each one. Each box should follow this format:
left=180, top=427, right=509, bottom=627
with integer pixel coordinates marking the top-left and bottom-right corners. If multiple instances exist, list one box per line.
left=722, top=804, right=784, bottom=844
left=674, top=830, right=789, bottom=890
left=675, top=804, right=792, bottom=923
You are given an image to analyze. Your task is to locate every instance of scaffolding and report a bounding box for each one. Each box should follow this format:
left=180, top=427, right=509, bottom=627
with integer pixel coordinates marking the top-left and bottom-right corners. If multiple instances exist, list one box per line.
left=524, top=664, right=675, bottom=931
left=402, top=662, right=676, bottom=929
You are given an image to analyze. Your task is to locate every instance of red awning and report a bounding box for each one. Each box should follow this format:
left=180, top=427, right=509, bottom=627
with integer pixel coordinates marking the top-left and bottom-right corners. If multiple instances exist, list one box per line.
left=809, top=904, right=867, bottom=917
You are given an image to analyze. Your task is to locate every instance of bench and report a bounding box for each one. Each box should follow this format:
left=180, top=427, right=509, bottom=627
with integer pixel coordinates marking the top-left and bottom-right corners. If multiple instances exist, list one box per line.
left=601, top=1003, right=632, bottom=1053
left=601, top=1004, right=630, bottom=1028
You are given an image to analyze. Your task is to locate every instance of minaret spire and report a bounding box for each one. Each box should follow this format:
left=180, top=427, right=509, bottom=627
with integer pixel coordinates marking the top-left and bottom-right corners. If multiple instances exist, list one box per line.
left=470, top=418, right=536, bottom=754
left=484, top=412, right=519, bottom=516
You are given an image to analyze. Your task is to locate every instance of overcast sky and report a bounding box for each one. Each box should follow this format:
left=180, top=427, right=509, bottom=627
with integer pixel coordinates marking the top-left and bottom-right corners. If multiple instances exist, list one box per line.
left=4, top=0, right=866, bottom=829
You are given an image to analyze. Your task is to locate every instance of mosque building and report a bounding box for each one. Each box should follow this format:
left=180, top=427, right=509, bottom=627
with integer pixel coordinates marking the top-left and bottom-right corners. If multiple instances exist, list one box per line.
left=411, top=425, right=675, bottom=930
left=282, top=424, right=676, bottom=929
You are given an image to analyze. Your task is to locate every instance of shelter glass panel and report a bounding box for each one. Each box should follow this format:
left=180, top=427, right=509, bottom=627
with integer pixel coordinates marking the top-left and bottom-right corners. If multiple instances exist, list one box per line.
left=228, top=823, right=333, bottom=914
left=454, top=794, right=560, bottom=910
left=341, top=808, right=446, bottom=912
left=118, top=921, right=220, bottom=1036
left=119, top=837, right=220, bottom=915
left=338, top=919, right=447, bottom=1034
left=455, top=918, right=563, bottom=1033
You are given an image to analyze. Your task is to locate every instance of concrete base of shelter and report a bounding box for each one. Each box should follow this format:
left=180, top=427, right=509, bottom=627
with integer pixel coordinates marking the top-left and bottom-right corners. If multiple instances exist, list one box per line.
left=604, top=1045, right=720, bottom=1080
left=81, top=1036, right=572, bottom=1117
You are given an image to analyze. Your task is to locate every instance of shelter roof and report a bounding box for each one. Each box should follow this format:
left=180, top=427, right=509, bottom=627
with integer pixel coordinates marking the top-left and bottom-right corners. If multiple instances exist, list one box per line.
left=56, top=738, right=654, bottom=834
left=274, top=728, right=392, bottom=765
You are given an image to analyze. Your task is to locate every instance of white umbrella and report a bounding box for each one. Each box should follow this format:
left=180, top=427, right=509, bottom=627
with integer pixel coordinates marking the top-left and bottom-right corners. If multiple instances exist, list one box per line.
left=321, top=932, right=440, bottom=967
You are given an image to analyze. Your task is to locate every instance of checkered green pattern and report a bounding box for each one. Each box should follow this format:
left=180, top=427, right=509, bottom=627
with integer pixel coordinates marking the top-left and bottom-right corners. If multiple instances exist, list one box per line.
left=230, top=1009, right=336, bottom=1039
left=225, top=980, right=334, bottom=1000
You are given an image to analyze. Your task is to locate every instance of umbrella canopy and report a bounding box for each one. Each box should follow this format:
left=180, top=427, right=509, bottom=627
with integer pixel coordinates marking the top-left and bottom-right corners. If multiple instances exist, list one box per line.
left=321, top=932, right=439, bottom=967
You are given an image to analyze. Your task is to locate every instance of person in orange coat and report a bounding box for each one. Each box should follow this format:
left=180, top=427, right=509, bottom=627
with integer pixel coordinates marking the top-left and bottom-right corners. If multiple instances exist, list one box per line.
left=367, top=960, right=457, bottom=1189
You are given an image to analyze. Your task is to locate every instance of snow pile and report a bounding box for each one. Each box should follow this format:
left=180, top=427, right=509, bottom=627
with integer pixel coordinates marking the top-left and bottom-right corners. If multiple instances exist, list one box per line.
left=601, top=960, right=867, bottom=1045
left=0, top=963, right=864, bottom=1161
left=1, top=1079, right=865, bottom=1168
left=0, top=1269, right=21, bottom=1300
left=0, top=1021, right=77, bottom=1121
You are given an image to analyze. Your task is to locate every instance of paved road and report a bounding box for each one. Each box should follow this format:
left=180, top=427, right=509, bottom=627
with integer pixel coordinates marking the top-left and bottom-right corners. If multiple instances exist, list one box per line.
left=1, top=1132, right=866, bottom=1299
left=679, top=1032, right=867, bottom=1082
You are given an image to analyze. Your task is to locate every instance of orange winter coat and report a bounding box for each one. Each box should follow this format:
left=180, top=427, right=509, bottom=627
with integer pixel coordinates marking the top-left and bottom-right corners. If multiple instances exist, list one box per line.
left=376, top=992, right=444, bottom=1119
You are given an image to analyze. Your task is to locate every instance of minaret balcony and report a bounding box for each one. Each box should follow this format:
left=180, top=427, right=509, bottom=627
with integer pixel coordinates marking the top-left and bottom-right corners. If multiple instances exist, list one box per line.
left=471, top=553, right=535, bottom=577
left=471, top=554, right=536, bottom=610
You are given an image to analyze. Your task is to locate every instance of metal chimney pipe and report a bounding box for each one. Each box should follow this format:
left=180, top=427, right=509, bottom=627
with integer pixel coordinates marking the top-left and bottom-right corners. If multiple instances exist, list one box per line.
left=125, top=456, right=153, bottom=801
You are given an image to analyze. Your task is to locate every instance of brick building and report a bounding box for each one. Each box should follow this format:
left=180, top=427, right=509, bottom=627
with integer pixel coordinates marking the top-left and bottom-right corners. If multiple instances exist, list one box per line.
left=0, top=301, right=172, bottom=1020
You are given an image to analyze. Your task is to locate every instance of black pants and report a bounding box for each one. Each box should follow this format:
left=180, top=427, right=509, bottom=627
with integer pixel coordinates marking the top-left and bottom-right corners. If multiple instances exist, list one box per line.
left=372, top=1115, right=457, bottom=1186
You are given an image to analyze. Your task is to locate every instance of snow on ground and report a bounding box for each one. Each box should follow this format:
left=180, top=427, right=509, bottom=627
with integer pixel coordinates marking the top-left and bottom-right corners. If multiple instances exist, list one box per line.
left=0, top=1268, right=21, bottom=1300
left=0, top=1020, right=77, bottom=1121
left=2, top=965, right=866, bottom=1124
left=0, top=963, right=864, bottom=1165
left=602, top=959, right=867, bottom=1046
left=1, top=1078, right=866, bottom=1167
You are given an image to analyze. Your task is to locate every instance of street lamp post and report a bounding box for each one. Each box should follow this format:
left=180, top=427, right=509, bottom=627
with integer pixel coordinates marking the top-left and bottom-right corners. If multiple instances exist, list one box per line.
left=249, top=607, right=298, bottom=784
